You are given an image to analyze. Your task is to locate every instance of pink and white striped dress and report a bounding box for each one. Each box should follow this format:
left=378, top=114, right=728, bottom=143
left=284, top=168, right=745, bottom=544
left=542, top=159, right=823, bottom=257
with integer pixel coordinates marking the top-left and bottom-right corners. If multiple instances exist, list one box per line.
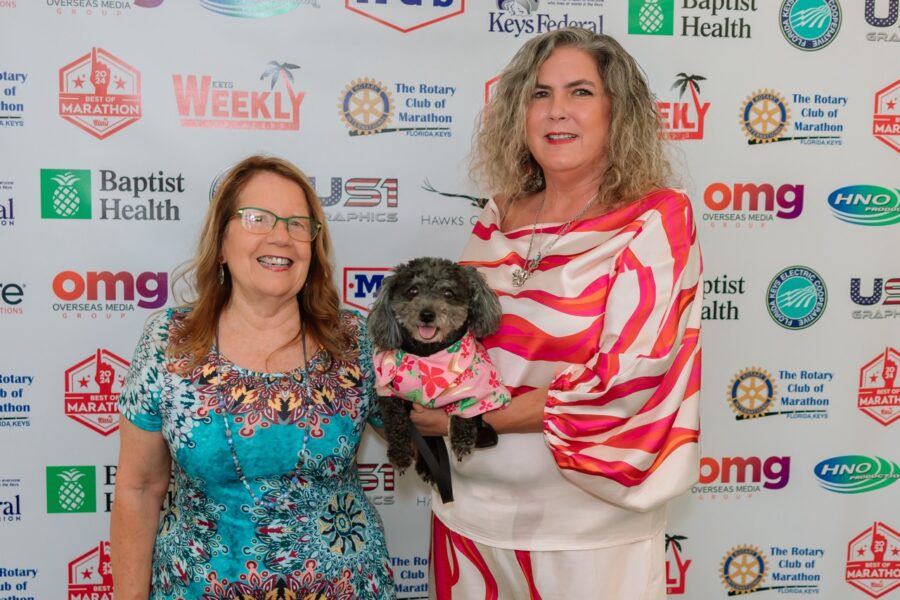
left=430, top=189, right=702, bottom=599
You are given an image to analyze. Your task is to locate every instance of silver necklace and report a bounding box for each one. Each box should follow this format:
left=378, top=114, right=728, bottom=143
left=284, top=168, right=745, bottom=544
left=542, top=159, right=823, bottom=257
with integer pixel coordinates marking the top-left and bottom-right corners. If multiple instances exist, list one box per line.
left=511, top=192, right=597, bottom=287
left=215, top=321, right=312, bottom=510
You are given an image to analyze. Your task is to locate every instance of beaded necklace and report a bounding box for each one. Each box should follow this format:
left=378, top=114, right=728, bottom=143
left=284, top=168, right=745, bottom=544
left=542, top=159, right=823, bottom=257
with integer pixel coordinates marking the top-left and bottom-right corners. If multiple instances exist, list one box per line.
left=215, top=321, right=312, bottom=510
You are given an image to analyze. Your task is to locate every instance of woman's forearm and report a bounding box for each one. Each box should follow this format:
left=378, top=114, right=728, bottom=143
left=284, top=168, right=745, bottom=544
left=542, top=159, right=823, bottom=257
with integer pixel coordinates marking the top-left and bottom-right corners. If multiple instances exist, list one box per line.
left=110, top=486, right=167, bottom=599
left=483, top=386, right=548, bottom=434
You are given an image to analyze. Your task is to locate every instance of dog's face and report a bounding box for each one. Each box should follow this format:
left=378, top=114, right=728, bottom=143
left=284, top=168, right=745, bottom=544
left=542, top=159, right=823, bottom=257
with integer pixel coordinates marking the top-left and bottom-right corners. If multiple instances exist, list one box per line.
left=387, top=258, right=471, bottom=346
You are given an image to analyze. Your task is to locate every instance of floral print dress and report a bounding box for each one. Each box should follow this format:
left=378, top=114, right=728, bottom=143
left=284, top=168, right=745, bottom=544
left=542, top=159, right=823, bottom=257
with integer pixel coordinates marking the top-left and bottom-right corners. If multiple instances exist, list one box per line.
left=118, top=309, right=395, bottom=600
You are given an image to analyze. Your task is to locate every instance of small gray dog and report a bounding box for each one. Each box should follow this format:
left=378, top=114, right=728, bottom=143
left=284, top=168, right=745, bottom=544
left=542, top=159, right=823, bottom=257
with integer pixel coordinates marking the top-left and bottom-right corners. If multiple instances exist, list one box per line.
left=367, top=257, right=505, bottom=493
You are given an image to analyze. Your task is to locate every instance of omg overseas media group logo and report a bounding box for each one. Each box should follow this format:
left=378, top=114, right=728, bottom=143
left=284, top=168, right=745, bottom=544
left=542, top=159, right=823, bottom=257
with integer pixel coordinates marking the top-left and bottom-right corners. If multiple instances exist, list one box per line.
left=345, top=0, right=463, bottom=33
left=846, top=522, right=900, bottom=598
left=51, top=269, right=169, bottom=319
left=628, top=0, right=758, bottom=39
left=780, top=0, right=841, bottom=50
left=766, top=266, right=827, bottom=330
left=873, top=79, right=900, bottom=153
left=68, top=541, right=113, bottom=600
left=338, top=77, right=456, bottom=138
left=0, top=372, right=34, bottom=429
left=701, top=181, right=804, bottom=228
left=488, top=0, right=604, bottom=38
left=865, top=0, right=899, bottom=42
left=200, top=0, right=319, bottom=18
left=311, top=176, right=399, bottom=224
left=58, top=48, right=141, bottom=140
left=692, top=455, right=790, bottom=500
left=814, top=455, right=900, bottom=494
left=739, top=87, right=847, bottom=146
left=173, top=61, right=305, bottom=131
left=858, top=347, right=899, bottom=426
left=48, top=0, right=164, bottom=17
left=727, top=367, right=831, bottom=420
left=852, top=276, right=900, bottom=320
left=720, top=543, right=824, bottom=595
left=63, top=349, right=129, bottom=436
left=0, top=70, right=26, bottom=128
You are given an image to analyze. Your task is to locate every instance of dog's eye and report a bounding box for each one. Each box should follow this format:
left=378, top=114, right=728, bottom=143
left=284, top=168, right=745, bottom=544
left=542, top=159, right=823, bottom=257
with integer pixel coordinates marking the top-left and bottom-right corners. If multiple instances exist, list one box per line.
left=406, top=286, right=419, bottom=299
left=443, top=289, right=455, bottom=300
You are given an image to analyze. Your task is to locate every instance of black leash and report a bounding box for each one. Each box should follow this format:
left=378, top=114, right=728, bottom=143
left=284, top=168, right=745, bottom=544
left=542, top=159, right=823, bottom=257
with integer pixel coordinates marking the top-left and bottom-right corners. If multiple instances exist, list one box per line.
left=409, top=422, right=454, bottom=503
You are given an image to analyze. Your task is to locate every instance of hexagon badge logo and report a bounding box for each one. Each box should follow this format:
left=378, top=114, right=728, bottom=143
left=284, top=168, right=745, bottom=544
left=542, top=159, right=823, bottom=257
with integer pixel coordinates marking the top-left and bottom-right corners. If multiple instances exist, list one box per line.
left=845, top=522, right=900, bottom=598
left=858, top=347, right=900, bottom=426
left=68, top=541, right=114, bottom=599
left=345, top=0, right=464, bottom=33
left=64, top=349, right=130, bottom=436
left=873, top=79, right=900, bottom=153
left=58, top=48, right=142, bottom=140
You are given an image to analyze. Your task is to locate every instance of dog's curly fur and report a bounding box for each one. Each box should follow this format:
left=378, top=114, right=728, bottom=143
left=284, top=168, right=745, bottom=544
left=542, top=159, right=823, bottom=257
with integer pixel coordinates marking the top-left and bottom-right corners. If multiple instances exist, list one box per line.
left=368, top=257, right=502, bottom=483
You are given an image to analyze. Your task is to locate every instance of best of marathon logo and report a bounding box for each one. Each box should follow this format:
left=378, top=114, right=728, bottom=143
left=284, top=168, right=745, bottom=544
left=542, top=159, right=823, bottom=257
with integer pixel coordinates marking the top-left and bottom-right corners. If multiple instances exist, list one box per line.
left=52, top=270, right=169, bottom=319
left=628, top=0, right=758, bottom=39
left=58, top=48, right=141, bottom=140
left=173, top=61, right=305, bottom=130
left=700, top=181, right=803, bottom=228
left=338, top=78, right=455, bottom=138
left=311, top=176, right=399, bottom=224
left=40, top=168, right=184, bottom=222
left=68, top=541, right=113, bottom=600
left=64, top=349, right=128, bottom=436
left=873, top=79, right=900, bottom=153
left=692, top=455, right=790, bottom=500
left=345, top=0, right=464, bottom=33
left=865, top=0, right=899, bottom=42
left=845, top=522, right=900, bottom=598
left=0, top=70, right=26, bottom=128
left=858, top=347, right=899, bottom=426
left=0, top=373, right=33, bottom=429
left=720, top=543, right=824, bottom=595
left=488, top=0, right=604, bottom=38
left=0, top=180, right=14, bottom=226
left=852, top=276, right=900, bottom=320
left=727, top=367, right=831, bottom=420
left=739, top=88, right=847, bottom=146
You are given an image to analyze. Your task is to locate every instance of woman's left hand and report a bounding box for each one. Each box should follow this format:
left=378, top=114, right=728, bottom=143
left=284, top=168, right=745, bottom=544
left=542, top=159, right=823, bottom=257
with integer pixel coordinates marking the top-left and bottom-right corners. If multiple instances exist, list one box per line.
left=409, top=403, right=450, bottom=437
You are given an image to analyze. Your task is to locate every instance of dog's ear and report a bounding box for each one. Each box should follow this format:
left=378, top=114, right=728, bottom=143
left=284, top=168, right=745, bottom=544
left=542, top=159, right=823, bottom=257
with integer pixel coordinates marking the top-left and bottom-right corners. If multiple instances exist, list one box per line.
left=463, top=266, right=502, bottom=338
left=367, top=272, right=403, bottom=350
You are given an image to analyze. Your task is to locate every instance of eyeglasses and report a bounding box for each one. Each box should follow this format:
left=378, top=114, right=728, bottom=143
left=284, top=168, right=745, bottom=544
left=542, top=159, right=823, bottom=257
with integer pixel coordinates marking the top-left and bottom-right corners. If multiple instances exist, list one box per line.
left=232, top=207, right=321, bottom=242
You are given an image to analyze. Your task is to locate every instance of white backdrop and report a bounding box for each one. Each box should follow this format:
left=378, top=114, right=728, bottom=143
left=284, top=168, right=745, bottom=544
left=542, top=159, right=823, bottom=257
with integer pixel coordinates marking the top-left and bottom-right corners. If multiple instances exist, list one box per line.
left=1, top=1, right=898, bottom=599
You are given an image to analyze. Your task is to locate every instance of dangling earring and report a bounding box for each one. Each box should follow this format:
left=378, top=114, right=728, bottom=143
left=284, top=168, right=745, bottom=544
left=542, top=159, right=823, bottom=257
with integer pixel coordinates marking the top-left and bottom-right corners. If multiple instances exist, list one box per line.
left=218, top=264, right=225, bottom=285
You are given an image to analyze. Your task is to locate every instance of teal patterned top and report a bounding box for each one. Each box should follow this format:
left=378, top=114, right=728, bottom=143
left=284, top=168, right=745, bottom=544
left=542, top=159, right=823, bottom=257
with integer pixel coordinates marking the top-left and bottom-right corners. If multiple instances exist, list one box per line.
left=118, top=308, right=395, bottom=600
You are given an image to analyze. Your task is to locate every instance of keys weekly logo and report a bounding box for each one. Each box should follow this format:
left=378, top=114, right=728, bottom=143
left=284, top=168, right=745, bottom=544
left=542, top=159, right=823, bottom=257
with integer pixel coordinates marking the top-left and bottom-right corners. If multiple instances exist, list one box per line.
left=46, top=466, right=97, bottom=513
left=41, top=169, right=91, bottom=219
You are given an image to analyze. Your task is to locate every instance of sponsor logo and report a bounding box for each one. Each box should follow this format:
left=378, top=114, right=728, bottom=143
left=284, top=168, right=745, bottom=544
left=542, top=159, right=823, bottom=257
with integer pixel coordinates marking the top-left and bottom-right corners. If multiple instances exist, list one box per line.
left=390, top=554, right=429, bottom=595
left=866, top=0, right=900, bottom=42
left=702, top=274, right=745, bottom=320
left=345, top=0, right=464, bottom=33
left=0, top=180, right=13, bottom=225
left=0, top=1, right=15, bottom=7
left=63, top=349, right=129, bottom=436
left=59, top=48, right=142, bottom=140
left=629, top=0, right=673, bottom=34
left=845, top=522, right=900, bottom=598
left=721, top=544, right=824, bottom=595
left=780, top=0, right=841, bottom=50
left=343, top=268, right=390, bottom=313
left=628, top=0, right=757, bottom=38
left=721, top=545, right=768, bottom=593
left=52, top=270, right=169, bottom=318
left=665, top=534, right=692, bottom=594
left=727, top=367, right=830, bottom=420
left=41, top=169, right=92, bottom=219
left=702, top=181, right=804, bottom=228
left=0, top=70, right=26, bottom=128
left=0, top=561, right=37, bottom=596
left=312, top=176, right=399, bottom=224
left=173, top=61, right=305, bottom=130
left=693, top=455, right=790, bottom=499
left=766, top=266, right=827, bottom=330
left=660, top=73, right=709, bottom=140
left=359, top=462, right=395, bottom=506
left=739, top=88, right=846, bottom=145
left=46, top=466, right=97, bottom=513
left=48, top=0, right=163, bottom=16
left=0, top=280, right=24, bottom=316
left=0, top=373, right=34, bottom=429
left=420, top=179, right=489, bottom=226
left=852, top=277, right=900, bottom=320
left=68, top=541, right=113, bottom=600
left=200, top=0, right=319, bottom=18
left=338, top=78, right=455, bottom=138
left=828, top=185, right=900, bottom=226
left=814, top=456, right=900, bottom=493
left=873, top=80, right=900, bottom=152
left=489, top=0, right=604, bottom=38
left=858, top=347, right=899, bottom=426
left=0, top=478, right=21, bottom=523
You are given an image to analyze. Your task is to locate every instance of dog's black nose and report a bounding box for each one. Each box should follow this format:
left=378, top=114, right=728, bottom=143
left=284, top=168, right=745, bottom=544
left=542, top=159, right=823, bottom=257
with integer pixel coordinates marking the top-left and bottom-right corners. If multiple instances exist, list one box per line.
left=419, top=309, right=435, bottom=323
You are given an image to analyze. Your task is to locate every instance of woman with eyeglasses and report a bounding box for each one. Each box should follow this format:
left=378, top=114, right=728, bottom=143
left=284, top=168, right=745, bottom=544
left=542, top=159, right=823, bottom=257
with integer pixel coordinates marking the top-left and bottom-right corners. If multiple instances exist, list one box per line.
left=110, top=155, right=395, bottom=599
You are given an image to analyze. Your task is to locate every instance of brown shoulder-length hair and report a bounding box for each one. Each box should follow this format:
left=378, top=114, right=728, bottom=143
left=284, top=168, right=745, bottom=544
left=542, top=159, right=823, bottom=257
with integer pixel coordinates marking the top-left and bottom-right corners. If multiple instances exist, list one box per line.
left=168, top=155, right=352, bottom=374
left=471, top=27, right=672, bottom=211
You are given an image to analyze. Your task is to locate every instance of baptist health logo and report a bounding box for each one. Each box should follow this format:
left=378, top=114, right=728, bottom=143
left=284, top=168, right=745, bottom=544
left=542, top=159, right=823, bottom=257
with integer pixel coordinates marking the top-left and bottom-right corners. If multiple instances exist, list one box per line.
left=814, top=456, right=900, bottom=494
left=780, top=0, right=842, bottom=51
left=766, top=266, right=827, bottom=329
left=629, top=0, right=673, bottom=34
left=41, top=169, right=91, bottom=219
left=828, top=185, right=900, bottom=226
left=46, top=466, right=96, bottom=513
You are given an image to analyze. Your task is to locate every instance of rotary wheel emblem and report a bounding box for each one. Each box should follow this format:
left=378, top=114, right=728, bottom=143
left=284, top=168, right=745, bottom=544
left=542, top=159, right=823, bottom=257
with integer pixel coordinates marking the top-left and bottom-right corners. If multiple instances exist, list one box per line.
left=338, top=78, right=394, bottom=135
left=739, top=89, right=790, bottom=143
left=728, top=368, right=777, bottom=419
left=720, top=544, right=768, bottom=594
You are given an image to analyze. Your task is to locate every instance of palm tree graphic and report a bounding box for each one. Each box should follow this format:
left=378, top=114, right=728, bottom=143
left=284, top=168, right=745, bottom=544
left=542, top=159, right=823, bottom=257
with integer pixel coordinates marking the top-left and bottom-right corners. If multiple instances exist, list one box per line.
left=665, top=534, right=690, bottom=593
left=670, top=73, right=706, bottom=139
left=260, top=61, right=300, bottom=91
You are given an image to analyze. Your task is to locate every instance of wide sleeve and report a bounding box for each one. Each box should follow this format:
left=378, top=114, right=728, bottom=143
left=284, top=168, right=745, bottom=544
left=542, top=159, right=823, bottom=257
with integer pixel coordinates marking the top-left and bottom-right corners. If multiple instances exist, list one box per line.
left=347, top=310, right=385, bottom=429
left=542, top=192, right=702, bottom=512
left=118, top=310, right=171, bottom=432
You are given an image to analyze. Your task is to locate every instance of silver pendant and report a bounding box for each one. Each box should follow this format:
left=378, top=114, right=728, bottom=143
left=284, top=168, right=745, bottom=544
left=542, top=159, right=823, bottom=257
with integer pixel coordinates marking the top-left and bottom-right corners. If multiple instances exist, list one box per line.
left=512, top=268, right=530, bottom=287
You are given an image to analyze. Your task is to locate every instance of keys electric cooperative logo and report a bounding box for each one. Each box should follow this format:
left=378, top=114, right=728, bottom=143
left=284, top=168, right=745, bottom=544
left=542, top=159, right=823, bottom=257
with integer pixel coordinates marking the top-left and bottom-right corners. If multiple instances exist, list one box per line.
left=852, top=277, right=900, bottom=320
left=46, top=466, right=97, bottom=514
left=628, top=0, right=758, bottom=39
left=701, top=181, right=804, bottom=228
left=58, top=48, right=141, bottom=140
left=488, top=0, right=604, bottom=38
left=200, top=0, right=319, bottom=18
left=780, top=0, right=841, bottom=50
left=0, top=478, right=22, bottom=523
left=343, top=268, right=390, bottom=313
left=338, top=77, right=456, bottom=138
left=659, top=73, right=709, bottom=140
left=766, top=266, right=827, bottom=330
left=828, top=185, right=900, bottom=226
left=858, top=347, right=899, bottom=426
left=727, top=367, right=831, bottom=420
left=739, top=88, right=847, bottom=146
left=68, top=541, right=113, bottom=600
left=873, top=79, right=900, bottom=153
left=0, top=373, right=33, bottom=429
left=40, top=168, right=184, bottom=222
left=1, top=180, right=15, bottom=226
left=814, top=456, right=900, bottom=494
left=52, top=270, right=169, bottom=319
left=63, top=349, right=129, bottom=436
left=665, top=534, right=692, bottom=595
left=173, top=61, right=305, bottom=131
left=345, top=0, right=463, bottom=33
left=720, top=544, right=824, bottom=595
left=846, top=522, right=900, bottom=598
left=866, top=0, right=899, bottom=42
left=311, top=176, right=399, bottom=223
left=0, top=70, right=26, bottom=128
left=692, top=455, right=790, bottom=500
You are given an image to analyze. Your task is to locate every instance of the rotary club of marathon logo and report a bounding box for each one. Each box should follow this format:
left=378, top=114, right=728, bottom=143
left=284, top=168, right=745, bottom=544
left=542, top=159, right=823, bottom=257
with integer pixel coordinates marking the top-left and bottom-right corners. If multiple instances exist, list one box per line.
left=845, top=522, right=900, bottom=598
left=720, top=545, right=768, bottom=594
left=858, top=347, right=900, bottom=426
left=64, top=349, right=129, bottom=436
left=740, top=89, right=790, bottom=144
left=58, top=47, right=142, bottom=140
left=68, top=541, right=113, bottom=599
left=728, top=368, right=777, bottom=419
left=338, top=78, right=395, bottom=135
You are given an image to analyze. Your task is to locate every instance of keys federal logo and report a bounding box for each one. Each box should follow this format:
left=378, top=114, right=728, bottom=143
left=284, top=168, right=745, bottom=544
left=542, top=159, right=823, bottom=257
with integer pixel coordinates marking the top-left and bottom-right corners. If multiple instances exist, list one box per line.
left=845, top=522, right=900, bottom=598
left=40, top=169, right=91, bottom=219
left=46, top=466, right=97, bottom=513
left=766, top=266, right=827, bottom=330
left=858, top=347, right=899, bottom=426
left=63, top=349, right=129, bottom=436
left=814, top=456, right=900, bottom=494
left=780, top=0, right=841, bottom=50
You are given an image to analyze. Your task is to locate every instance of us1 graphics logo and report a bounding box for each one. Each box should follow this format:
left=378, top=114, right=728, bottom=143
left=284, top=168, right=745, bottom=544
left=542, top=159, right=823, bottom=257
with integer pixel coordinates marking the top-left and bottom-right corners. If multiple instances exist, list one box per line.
left=665, top=534, right=692, bottom=594
left=866, top=0, right=900, bottom=42
left=52, top=270, right=169, bottom=318
left=727, top=367, right=831, bottom=420
left=0, top=70, right=26, bottom=127
left=0, top=180, right=13, bottom=225
left=68, top=541, right=113, bottom=600
left=814, top=456, right=900, bottom=494
left=359, top=462, right=395, bottom=506
left=345, top=0, right=464, bottom=33
left=872, top=79, right=900, bottom=152
left=828, top=185, right=900, bottom=226
left=63, top=349, right=129, bottom=436
left=338, top=78, right=455, bottom=138
left=489, top=0, right=604, bottom=38
left=46, top=466, right=97, bottom=513
left=58, top=48, right=142, bottom=139
left=693, top=455, right=790, bottom=500
left=845, top=522, right=900, bottom=598
left=343, top=268, right=390, bottom=313
left=766, top=266, right=827, bottom=329
left=628, top=0, right=758, bottom=38
left=311, top=176, right=399, bottom=223
left=858, top=347, right=899, bottom=426
left=780, top=0, right=842, bottom=50
left=173, top=61, right=305, bottom=130
left=739, top=88, right=846, bottom=145
left=0, top=372, right=33, bottom=429
left=659, top=73, right=709, bottom=140
left=852, top=277, right=900, bottom=320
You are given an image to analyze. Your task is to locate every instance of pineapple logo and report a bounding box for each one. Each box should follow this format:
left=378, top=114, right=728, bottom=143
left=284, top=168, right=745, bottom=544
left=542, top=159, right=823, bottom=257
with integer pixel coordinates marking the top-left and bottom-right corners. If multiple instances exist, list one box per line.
left=628, top=0, right=674, bottom=36
left=41, top=169, right=92, bottom=219
left=47, top=466, right=97, bottom=513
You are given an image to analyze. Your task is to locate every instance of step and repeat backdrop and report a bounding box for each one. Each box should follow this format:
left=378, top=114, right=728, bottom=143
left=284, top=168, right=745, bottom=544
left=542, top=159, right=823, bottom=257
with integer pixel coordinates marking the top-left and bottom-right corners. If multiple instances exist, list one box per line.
left=0, top=1, right=898, bottom=599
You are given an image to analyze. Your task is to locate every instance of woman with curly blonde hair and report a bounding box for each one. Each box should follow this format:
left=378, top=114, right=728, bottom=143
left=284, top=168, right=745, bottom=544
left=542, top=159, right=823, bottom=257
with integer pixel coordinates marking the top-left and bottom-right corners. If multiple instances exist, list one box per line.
left=412, top=28, right=702, bottom=598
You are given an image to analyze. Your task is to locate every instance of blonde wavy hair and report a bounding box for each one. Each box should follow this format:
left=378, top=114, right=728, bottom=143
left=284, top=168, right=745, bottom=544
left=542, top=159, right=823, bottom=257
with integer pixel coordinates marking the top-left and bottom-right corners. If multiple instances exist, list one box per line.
left=168, top=155, right=352, bottom=374
left=472, top=27, right=671, bottom=211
